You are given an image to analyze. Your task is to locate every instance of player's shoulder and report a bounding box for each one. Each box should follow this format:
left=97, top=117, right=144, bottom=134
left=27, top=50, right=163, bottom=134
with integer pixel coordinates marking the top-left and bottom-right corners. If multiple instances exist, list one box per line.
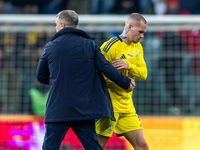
left=101, top=36, right=121, bottom=53
left=134, top=42, right=143, bottom=51
left=135, top=42, right=142, bottom=47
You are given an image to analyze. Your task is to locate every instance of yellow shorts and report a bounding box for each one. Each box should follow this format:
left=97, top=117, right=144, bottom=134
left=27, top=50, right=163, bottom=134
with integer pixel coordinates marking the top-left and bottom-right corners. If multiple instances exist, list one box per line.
left=95, top=112, right=142, bottom=137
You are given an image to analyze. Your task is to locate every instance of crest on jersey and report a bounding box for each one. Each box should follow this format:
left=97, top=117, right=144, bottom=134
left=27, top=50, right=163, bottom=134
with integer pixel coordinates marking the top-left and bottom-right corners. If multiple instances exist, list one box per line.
left=134, top=51, right=138, bottom=58
left=107, top=125, right=113, bottom=133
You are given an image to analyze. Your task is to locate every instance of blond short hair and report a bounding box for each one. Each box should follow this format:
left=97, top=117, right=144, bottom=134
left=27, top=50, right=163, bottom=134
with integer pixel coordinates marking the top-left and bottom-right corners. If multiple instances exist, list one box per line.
left=125, top=13, right=147, bottom=27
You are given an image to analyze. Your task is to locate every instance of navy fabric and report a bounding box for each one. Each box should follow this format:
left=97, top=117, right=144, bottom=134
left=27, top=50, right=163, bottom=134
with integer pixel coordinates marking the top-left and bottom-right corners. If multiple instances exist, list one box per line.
left=42, top=120, right=102, bottom=150
left=36, top=27, right=131, bottom=123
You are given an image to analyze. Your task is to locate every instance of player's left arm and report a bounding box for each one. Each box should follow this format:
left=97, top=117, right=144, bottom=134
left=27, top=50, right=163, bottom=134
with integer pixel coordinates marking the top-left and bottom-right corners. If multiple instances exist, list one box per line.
left=128, top=55, right=147, bottom=80
left=112, top=48, right=147, bottom=81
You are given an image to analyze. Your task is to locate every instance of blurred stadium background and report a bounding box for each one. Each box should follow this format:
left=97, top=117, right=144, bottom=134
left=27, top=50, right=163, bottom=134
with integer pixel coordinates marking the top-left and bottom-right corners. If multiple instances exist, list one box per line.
left=0, top=0, right=200, bottom=149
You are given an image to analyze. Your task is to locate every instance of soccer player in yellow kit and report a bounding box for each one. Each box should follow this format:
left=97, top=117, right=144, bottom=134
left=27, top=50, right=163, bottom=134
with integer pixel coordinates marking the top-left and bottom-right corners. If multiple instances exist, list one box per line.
left=95, top=13, right=149, bottom=150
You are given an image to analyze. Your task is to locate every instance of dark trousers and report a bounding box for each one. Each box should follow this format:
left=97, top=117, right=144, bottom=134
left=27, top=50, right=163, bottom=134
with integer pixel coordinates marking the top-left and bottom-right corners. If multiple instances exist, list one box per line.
left=42, top=120, right=102, bottom=150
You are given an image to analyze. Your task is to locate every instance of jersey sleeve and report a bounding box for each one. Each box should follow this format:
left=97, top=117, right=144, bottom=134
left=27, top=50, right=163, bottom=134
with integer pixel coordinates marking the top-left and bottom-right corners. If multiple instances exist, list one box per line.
left=100, top=39, right=118, bottom=84
left=128, top=44, right=147, bottom=80
left=100, top=40, right=116, bottom=63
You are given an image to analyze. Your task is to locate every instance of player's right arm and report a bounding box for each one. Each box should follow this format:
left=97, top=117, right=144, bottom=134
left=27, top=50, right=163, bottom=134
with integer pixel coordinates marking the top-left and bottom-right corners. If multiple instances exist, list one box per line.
left=94, top=44, right=131, bottom=90
left=100, top=38, right=117, bottom=63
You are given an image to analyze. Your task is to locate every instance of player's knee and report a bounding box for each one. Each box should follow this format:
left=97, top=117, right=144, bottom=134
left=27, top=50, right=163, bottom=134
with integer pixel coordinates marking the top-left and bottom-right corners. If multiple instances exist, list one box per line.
left=135, top=142, right=149, bottom=150
left=140, top=142, right=149, bottom=150
left=144, top=142, right=149, bottom=150
left=97, top=134, right=109, bottom=149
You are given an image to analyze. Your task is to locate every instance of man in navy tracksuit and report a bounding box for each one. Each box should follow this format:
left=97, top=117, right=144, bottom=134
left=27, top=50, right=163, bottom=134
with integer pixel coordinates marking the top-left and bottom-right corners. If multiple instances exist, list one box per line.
left=36, top=10, right=135, bottom=150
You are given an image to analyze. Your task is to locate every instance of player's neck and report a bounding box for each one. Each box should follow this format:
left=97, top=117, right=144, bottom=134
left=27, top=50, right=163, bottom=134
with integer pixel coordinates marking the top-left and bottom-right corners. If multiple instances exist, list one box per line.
left=122, top=38, right=131, bottom=45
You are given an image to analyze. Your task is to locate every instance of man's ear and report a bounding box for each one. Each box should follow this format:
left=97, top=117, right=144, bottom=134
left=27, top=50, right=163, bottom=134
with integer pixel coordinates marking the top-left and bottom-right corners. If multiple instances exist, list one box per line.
left=61, top=23, right=66, bottom=28
left=127, top=23, right=133, bottom=31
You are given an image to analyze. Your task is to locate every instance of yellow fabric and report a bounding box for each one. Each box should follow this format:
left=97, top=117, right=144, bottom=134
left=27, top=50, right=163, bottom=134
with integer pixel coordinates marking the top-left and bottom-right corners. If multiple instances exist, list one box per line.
left=95, top=112, right=142, bottom=137
left=28, top=31, right=43, bottom=46
left=100, top=36, right=147, bottom=113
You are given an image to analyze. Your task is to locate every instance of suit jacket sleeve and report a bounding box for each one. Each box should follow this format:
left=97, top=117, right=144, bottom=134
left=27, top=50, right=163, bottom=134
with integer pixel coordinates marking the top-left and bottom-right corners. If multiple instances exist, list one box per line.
left=36, top=47, right=50, bottom=85
left=94, top=45, right=131, bottom=89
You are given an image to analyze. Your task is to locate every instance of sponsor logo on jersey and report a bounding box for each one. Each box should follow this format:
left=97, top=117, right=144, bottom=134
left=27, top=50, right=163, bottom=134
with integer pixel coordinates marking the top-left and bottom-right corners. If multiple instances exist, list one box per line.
left=120, top=54, right=126, bottom=59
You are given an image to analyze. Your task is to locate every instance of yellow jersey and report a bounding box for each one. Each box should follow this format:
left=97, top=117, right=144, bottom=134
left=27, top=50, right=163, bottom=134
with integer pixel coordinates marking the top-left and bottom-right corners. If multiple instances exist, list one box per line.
left=101, top=36, right=147, bottom=113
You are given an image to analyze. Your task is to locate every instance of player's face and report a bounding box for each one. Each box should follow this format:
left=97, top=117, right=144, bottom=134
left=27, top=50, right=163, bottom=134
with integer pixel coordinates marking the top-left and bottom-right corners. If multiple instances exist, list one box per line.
left=55, top=19, right=63, bottom=32
left=129, top=21, right=147, bottom=43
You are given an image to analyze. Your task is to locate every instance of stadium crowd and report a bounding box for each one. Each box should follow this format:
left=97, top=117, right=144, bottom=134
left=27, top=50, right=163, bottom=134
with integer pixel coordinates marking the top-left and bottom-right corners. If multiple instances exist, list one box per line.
left=0, top=0, right=199, bottom=15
